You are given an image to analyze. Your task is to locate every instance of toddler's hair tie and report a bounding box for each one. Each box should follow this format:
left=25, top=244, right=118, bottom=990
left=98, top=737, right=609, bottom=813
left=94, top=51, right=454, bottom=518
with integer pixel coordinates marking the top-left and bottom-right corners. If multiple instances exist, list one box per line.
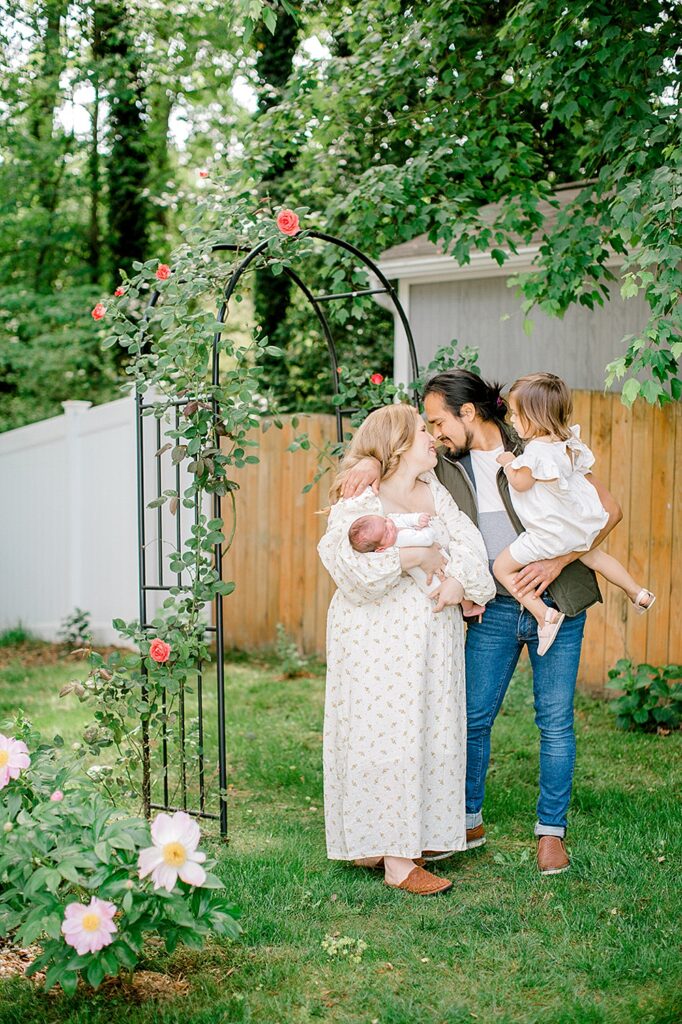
left=496, top=396, right=505, bottom=408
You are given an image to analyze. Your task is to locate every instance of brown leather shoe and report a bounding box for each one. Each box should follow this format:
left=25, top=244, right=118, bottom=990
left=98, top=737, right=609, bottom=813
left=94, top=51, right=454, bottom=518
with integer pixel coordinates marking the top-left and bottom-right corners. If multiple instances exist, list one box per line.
left=385, top=865, right=453, bottom=895
left=537, top=836, right=570, bottom=875
left=466, top=824, right=486, bottom=849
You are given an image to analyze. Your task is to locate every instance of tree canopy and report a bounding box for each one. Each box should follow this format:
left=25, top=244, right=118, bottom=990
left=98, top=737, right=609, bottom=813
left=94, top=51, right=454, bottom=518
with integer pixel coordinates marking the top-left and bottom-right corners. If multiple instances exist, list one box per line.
left=0, top=0, right=679, bottom=431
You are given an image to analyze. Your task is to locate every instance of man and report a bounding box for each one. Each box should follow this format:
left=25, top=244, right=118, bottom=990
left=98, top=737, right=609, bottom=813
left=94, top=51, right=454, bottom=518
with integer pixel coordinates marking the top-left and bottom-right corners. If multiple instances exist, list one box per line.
left=342, top=369, right=621, bottom=873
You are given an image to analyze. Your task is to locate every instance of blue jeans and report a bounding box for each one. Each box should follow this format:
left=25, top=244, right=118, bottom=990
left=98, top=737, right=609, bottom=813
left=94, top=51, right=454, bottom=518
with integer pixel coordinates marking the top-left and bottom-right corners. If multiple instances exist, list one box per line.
left=465, top=594, right=586, bottom=838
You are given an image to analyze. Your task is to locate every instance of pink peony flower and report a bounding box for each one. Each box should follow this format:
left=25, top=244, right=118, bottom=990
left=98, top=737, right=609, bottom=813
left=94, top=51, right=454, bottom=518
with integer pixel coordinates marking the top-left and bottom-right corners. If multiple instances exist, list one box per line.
left=0, top=735, right=30, bottom=790
left=370, top=373, right=384, bottom=385
left=61, top=897, right=117, bottom=956
left=138, top=811, right=207, bottom=892
left=114, top=286, right=125, bottom=297
left=149, top=638, right=171, bottom=664
left=156, top=263, right=171, bottom=281
left=50, top=790, right=64, bottom=802
left=276, top=209, right=300, bottom=236
left=91, top=303, right=106, bottom=321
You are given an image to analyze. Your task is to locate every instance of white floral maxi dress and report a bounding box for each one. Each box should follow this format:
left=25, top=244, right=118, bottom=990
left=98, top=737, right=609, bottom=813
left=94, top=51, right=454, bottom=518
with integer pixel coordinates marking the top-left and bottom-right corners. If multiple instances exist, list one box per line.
left=318, top=472, right=496, bottom=861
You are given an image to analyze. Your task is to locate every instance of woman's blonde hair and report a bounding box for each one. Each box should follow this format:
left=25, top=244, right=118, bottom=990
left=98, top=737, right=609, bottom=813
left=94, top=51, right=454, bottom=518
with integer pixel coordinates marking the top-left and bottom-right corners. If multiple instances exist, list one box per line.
left=329, top=403, right=419, bottom=504
left=508, top=373, right=573, bottom=441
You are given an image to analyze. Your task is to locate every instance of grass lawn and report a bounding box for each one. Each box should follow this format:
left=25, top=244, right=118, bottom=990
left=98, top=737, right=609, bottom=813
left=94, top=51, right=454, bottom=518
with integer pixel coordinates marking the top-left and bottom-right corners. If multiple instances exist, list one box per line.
left=0, top=640, right=680, bottom=1024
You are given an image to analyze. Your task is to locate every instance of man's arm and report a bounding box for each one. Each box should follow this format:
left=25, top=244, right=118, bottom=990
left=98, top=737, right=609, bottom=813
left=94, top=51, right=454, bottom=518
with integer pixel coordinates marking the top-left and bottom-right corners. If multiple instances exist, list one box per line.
left=512, top=474, right=623, bottom=599
left=339, top=457, right=381, bottom=498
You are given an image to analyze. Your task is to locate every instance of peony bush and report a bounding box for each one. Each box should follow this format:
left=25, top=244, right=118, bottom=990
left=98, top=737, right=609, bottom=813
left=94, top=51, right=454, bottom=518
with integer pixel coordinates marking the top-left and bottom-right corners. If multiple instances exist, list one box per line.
left=0, top=720, right=240, bottom=994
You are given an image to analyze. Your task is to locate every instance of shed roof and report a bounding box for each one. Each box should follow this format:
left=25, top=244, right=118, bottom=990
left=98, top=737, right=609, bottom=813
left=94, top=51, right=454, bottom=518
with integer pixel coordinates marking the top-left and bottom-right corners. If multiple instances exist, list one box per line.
left=379, top=184, right=585, bottom=263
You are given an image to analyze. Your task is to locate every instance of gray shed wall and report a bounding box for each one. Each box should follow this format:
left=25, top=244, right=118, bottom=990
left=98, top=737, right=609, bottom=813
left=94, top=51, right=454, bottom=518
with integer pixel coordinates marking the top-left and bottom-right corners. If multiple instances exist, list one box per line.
left=407, top=277, right=649, bottom=392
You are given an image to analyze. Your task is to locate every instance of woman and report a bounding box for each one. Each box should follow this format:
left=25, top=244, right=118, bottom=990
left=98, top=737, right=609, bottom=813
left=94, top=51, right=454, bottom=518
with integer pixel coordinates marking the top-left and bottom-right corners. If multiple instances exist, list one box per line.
left=318, top=404, right=495, bottom=895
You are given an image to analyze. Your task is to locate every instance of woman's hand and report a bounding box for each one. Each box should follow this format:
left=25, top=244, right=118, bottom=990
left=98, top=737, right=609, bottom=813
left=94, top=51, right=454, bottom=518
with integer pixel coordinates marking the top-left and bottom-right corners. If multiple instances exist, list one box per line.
left=399, top=543, right=448, bottom=584
left=340, top=457, right=381, bottom=498
left=430, top=577, right=465, bottom=613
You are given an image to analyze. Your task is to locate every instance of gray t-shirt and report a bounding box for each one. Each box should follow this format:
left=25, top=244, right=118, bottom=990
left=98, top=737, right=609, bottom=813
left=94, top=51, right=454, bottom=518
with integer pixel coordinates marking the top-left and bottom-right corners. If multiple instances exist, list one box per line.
left=469, top=446, right=518, bottom=592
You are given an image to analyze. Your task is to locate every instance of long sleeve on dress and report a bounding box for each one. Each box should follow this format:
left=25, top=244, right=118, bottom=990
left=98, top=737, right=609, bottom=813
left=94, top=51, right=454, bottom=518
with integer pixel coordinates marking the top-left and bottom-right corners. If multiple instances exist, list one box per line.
left=428, top=473, right=497, bottom=606
left=317, top=489, right=402, bottom=605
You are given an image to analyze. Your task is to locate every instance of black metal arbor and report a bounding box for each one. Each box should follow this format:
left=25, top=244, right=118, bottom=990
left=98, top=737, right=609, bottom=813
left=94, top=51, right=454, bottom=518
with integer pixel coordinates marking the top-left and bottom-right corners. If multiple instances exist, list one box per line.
left=136, top=231, right=419, bottom=837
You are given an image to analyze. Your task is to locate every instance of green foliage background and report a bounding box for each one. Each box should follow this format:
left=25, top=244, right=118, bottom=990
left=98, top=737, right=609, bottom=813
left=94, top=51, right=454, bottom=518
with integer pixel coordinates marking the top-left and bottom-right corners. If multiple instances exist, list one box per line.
left=0, top=0, right=679, bottom=431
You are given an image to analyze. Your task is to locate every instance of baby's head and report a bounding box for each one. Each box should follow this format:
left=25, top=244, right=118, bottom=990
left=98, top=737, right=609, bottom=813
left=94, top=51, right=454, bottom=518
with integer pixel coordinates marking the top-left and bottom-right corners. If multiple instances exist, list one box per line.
left=348, top=514, right=398, bottom=553
left=507, top=372, right=573, bottom=441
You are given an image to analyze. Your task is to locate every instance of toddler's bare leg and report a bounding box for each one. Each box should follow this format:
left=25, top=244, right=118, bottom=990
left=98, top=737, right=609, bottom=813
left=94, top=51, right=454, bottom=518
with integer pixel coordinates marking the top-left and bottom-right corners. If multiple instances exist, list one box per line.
left=580, top=548, right=650, bottom=604
left=493, top=548, right=559, bottom=627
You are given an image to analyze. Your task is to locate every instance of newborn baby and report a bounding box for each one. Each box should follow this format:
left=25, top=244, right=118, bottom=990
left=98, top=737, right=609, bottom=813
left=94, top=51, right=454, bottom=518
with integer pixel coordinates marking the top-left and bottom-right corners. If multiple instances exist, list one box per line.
left=348, top=513, right=485, bottom=617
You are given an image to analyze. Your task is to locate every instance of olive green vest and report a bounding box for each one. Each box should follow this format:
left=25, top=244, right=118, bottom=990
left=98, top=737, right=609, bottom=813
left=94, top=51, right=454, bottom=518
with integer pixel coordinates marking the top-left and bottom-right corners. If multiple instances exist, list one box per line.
left=434, top=426, right=602, bottom=617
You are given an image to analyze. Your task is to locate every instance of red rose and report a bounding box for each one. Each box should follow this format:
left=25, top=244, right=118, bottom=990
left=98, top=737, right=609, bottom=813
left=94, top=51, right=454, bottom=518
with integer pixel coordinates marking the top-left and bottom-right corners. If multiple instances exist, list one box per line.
left=156, top=264, right=171, bottom=281
left=276, top=209, right=300, bottom=236
left=91, top=303, right=106, bottom=321
left=370, top=373, right=384, bottom=385
left=198, top=169, right=209, bottom=178
left=114, top=287, right=125, bottom=297
left=149, top=638, right=171, bottom=664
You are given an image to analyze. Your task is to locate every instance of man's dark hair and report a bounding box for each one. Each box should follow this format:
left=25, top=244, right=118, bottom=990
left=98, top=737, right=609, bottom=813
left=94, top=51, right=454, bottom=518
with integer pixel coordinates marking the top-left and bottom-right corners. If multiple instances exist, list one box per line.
left=423, top=368, right=507, bottom=422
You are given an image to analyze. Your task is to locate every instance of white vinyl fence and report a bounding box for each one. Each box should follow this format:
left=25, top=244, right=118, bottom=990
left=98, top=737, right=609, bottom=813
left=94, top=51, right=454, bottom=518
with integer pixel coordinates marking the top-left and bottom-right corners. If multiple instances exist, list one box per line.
left=0, top=396, right=201, bottom=645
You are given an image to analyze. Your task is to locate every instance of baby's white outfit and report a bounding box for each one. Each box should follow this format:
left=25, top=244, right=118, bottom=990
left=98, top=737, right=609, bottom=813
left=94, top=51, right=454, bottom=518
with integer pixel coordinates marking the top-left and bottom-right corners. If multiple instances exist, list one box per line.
left=390, top=513, right=445, bottom=596
left=507, top=425, right=609, bottom=565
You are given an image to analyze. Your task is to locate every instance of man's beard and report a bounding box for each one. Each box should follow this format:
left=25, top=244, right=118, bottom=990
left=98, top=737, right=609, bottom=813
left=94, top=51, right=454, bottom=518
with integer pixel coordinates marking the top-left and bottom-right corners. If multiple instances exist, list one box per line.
left=440, top=425, right=474, bottom=459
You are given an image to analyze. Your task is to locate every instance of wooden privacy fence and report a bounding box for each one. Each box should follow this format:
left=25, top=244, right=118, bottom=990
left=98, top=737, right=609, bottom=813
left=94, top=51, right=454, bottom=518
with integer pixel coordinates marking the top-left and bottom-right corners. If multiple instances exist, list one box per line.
left=221, top=396, right=681, bottom=691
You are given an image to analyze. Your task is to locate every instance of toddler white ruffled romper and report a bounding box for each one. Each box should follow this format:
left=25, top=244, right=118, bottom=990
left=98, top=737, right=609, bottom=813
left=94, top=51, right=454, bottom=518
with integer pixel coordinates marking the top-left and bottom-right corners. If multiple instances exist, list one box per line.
left=507, top=425, right=609, bottom=566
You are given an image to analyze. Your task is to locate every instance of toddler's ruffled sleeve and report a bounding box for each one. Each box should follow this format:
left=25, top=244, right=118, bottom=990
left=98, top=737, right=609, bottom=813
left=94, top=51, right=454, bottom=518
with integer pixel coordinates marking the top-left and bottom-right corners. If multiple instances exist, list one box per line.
left=317, top=490, right=402, bottom=605
left=509, top=441, right=565, bottom=488
left=429, top=475, right=496, bottom=606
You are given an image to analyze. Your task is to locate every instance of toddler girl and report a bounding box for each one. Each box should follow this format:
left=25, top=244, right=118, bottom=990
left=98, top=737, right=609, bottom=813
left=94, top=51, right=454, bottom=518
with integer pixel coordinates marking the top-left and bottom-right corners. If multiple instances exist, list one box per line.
left=349, top=513, right=486, bottom=616
left=494, top=373, right=655, bottom=656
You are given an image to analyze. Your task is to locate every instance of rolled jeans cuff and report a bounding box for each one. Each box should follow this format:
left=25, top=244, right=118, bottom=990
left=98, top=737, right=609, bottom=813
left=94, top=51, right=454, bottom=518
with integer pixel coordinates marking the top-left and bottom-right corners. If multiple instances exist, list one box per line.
left=466, top=811, right=483, bottom=830
left=535, top=822, right=566, bottom=839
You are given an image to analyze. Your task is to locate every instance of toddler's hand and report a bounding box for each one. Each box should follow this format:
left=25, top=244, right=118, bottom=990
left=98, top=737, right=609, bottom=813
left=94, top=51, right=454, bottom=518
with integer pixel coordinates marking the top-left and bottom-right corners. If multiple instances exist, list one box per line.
left=417, top=513, right=431, bottom=529
left=496, top=451, right=515, bottom=467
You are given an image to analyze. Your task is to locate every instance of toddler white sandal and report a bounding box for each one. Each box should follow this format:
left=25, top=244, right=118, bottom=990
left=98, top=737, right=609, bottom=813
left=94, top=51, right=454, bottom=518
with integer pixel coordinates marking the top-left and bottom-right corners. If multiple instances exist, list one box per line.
left=632, top=589, right=656, bottom=614
left=537, top=610, right=565, bottom=657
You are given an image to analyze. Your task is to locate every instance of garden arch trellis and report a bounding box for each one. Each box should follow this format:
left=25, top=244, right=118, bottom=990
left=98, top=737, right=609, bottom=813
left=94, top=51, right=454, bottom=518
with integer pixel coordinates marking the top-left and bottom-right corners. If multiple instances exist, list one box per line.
left=136, top=230, right=419, bottom=838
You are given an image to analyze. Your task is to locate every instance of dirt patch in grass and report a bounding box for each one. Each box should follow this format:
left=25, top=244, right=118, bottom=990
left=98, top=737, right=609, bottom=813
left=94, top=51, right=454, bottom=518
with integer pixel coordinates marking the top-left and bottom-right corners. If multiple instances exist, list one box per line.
left=0, top=641, right=129, bottom=671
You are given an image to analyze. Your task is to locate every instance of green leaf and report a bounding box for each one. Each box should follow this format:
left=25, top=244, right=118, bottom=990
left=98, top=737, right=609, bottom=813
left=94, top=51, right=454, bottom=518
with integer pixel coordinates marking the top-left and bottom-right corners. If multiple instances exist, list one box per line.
left=263, top=6, right=277, bottom=33
left=622, top=379, right=641, bottom=406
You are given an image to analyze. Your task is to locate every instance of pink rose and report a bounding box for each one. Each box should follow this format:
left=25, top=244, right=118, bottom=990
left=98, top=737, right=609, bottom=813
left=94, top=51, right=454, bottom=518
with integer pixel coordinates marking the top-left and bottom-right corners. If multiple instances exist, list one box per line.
left=114, top=287, right=125, bottom=297
left=156, top=264, right=171, bottom=281
left=149, top=638, right=171, bottom=664
left=336, top=366, right=343, bottom=375
left=91, top=303, right=106, bottom=321
left=50, top=790, right=64, bottom=802
left=276, top=209, right=300, bottom=236
left=370, top=373, right=384, bottom=385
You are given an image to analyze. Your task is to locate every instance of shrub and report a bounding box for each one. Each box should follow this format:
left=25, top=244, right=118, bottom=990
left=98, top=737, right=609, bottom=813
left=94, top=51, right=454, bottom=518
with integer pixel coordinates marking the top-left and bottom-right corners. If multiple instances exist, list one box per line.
left=58, top=608, right=92, bottom=650
left=0, top=625, right=33, bottom=648
left=0, top=718, right=240, bottom=994
left=606, top=659, right=682, bottom=731
left=275, top=624, right=309, bottom=679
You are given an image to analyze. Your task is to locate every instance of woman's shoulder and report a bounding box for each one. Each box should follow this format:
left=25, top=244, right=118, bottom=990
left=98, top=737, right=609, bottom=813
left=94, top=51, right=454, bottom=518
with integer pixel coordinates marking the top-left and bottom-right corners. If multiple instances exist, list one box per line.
left=328, top=487, right=382, bottom=524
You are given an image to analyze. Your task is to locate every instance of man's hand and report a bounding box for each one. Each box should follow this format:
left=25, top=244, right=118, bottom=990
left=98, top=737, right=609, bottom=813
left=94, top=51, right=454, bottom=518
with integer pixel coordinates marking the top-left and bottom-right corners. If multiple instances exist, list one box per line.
left=511, top=555, right=570, bottom=598
left=430, top=577, right=465, bottom=613
left=340, top=457, right=381, bottom=498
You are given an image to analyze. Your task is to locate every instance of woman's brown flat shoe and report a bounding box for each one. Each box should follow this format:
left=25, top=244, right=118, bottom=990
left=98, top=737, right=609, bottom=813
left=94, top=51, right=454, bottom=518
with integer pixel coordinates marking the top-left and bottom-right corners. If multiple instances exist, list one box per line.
left=384, top=865, right=452, bottom=895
